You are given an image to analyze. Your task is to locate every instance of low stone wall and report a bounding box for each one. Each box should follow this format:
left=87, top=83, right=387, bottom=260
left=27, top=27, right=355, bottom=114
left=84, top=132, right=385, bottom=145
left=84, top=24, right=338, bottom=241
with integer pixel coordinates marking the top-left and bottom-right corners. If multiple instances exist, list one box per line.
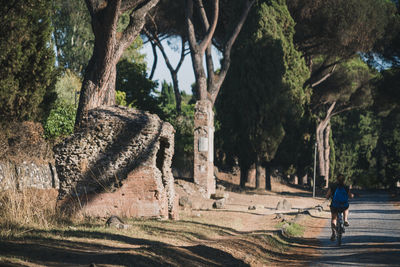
left=0, top=121, right=58, bottom=190
left=54, top=106, right=178, bottom=219
left=0, top=160, right=58, bottom=190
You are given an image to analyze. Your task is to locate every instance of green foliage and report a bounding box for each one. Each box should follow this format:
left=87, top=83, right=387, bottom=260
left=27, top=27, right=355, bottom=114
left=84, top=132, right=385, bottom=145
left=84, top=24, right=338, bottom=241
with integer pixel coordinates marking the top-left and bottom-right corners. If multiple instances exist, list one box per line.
left=115, top=91, right=128, bottom=106
left=312, top=56, right=377, bottom=111
left=160, top=101, right=195, bottom=171
left=51, top=0, right=93, bottom=75
left=51, top=2, right=145, bottom=76
left=159, top=81, right=176, bottom=107
left=272, top=111, right=314, bottom=177
left=42, top=70, right=81, bottom=140
left=116, top=59, right=161, bottom=114
left=374, top=68, right=400, bottom=115
left=332, top=110, right=381, bottom=187
left=43, top=100, right=76, bottom=139
left=0, top=0, right=58, bottom=123
left=288, top=0, right=395, bottom=59
left=216, top=0, right=310, bottom=168
left=376, top=109, right=400, bottom=188
left=275, top=222, right=305, bottom=237
left=54, top=70, right=81, bottom=106
left=52, top=0, right=94, bottom=76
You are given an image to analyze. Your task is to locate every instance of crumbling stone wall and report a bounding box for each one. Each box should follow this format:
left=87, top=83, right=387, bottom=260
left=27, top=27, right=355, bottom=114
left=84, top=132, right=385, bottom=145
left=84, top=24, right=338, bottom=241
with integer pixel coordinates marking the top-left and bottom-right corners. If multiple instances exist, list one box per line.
left=0, top=121, right=59, bottom=190
left=0, top=161, right=58, bottom=190
left=54, top=106, right=177, bottom=219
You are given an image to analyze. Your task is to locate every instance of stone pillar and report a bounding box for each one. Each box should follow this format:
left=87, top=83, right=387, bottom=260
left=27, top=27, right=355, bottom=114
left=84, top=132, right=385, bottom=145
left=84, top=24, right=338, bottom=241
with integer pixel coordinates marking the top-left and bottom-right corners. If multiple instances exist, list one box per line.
left=194, top=100, right=215, bottom=198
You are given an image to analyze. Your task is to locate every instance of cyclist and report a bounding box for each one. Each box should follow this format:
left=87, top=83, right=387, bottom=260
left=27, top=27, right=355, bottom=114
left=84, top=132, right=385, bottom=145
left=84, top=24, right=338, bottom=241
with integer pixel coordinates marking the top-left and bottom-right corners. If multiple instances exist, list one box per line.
left=326, top=174, right=354, bottom=241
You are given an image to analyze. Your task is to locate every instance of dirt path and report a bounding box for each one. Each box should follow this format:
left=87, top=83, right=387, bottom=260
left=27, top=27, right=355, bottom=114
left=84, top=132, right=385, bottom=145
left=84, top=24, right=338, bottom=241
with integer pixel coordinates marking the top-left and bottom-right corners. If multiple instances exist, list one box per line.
left=0, top=179, right=330, bottom=266
left=312, top=192, right=400, bottom=266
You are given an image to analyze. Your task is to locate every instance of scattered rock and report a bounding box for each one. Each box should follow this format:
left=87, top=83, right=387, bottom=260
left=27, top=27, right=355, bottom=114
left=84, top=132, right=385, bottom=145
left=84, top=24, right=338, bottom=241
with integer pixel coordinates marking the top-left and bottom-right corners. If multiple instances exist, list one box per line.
left=213, top=198, right=225, bottom=209
left=276, top=200, right=284, bottom=210
left=105, top=215, right=131, bottom=229
left=315, top=205, right=323, bottom=212
left=276, top=199, right=292, bottom=211
left=283, top=199, right=292, bottom=210
left=179, top=196, right=192, bottom=208
left=211, top=190, right=229, bottom=200
left=293, top=214, right=307, bottom=223
left=275, top=213, right=283, bottom=219
left=248, top=205, right=256, bottom=210
left=216, top=184, right=226, bottom=191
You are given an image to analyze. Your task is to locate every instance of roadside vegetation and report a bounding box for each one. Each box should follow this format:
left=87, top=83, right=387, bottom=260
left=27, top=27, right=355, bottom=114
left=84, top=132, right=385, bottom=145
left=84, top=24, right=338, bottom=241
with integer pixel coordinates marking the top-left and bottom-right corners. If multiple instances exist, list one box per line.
left=1, top=0, right=400, bottom=265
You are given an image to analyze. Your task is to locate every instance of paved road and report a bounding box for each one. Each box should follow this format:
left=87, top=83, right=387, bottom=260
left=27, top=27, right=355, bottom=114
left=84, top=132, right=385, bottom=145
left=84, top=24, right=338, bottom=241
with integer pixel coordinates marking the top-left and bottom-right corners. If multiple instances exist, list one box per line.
left=312, top=192, right=400, bottom=266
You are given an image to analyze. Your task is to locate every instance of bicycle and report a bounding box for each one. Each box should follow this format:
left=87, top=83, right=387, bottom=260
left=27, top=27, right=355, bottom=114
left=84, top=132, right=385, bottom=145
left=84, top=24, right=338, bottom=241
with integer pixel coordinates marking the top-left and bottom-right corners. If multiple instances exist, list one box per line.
left=336, top=211, right=345, bottom=246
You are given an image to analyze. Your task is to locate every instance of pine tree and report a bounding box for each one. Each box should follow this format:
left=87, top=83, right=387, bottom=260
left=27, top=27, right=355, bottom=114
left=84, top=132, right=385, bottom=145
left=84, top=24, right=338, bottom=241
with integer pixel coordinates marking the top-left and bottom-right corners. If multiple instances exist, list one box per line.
left=0, top=0, right=57, bottom=123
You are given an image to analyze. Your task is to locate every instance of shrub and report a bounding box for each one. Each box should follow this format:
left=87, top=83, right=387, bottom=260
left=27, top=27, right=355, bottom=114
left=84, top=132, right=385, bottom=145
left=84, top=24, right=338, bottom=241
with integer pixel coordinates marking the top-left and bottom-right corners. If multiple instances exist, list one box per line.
left=43, top=101, right=76, bottom=139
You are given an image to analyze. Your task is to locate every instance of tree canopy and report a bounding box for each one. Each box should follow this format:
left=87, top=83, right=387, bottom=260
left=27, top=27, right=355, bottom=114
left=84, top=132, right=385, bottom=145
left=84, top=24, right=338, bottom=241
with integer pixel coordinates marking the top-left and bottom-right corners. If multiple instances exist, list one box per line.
left=0, top=0, right=58, bottom=123
left=216, top=0, right=309, bottom=187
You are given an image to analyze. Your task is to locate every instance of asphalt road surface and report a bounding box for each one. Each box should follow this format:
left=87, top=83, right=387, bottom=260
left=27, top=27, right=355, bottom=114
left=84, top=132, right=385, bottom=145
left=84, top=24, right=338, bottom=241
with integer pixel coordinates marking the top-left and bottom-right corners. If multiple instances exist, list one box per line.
left=312, top=191, right=400, bottom=266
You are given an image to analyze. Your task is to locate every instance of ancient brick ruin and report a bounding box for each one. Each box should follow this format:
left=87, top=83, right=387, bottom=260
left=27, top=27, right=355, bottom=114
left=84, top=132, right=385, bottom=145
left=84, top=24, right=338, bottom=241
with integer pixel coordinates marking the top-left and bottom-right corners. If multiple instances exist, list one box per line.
left=54, top=106, right=177, bottom=219
left=193, top=100, right=216, bottom=197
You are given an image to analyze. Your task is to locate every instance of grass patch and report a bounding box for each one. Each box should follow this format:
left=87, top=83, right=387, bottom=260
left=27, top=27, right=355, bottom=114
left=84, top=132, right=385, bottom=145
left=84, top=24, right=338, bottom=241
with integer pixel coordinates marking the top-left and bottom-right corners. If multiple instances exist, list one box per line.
left=275, top=222, right=305, bottom=237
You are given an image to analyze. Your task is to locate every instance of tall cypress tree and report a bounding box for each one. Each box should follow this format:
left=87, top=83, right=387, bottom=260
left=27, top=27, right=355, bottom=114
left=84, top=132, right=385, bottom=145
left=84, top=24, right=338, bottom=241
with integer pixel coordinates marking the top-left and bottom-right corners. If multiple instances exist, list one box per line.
left=216, top=0, right=310, bottom=189
left=160, top=81, right=176, bottom=107
left=0, top=0, right=57, bottom=123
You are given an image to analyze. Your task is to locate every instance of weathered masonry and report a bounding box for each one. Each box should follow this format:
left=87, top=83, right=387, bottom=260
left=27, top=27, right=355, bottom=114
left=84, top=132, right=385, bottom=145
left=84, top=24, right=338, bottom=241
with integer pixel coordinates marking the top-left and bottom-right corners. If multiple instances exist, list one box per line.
left=193, top=100, right=216, bottom=198
left=54, top=106, right=177, bottom=219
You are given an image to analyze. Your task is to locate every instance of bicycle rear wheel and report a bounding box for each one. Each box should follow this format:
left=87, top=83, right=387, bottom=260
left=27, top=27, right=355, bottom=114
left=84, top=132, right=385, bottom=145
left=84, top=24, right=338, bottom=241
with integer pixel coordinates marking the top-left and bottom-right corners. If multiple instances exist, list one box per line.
left=337, top=231, right=342, bottom=246
left=337, top=212, right=344, bottom=246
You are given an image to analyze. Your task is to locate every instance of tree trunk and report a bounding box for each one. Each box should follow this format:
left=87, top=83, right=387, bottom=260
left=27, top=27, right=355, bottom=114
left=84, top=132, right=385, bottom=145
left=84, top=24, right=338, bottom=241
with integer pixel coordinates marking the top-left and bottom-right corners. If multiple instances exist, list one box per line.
left=75, top=0, right=159, bottom=128
left=171, top=71, right=182, bottom=112
left=255, top=157, right=264, bottom=189
left=265, top=164, right=272, bottom=191
left=316, top=120, right=326, bottom=181
left=76, top=55, right=117, bottom=128
left=323, top=122, right=331, bottom=187
left=315, top=102, right=336, bottom=188
left=240, top=164, right=249, bottom=188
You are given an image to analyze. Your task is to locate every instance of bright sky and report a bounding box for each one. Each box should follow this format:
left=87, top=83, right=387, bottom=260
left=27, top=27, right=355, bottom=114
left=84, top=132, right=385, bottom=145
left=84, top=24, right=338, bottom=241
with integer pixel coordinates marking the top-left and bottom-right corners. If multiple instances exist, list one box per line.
left=141, top=39, right=221, bottom=94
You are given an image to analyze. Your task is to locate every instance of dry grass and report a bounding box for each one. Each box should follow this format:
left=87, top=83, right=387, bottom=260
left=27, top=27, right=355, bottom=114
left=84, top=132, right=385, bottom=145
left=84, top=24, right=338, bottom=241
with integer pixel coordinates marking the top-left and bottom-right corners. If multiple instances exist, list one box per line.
left=0, top=186, right=59, bottom=237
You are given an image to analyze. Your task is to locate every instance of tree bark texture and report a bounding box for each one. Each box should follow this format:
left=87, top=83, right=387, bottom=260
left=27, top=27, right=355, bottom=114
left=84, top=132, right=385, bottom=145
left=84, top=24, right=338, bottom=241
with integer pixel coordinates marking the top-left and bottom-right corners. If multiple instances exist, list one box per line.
left=265, top=164, right=272, bottom=191
left=240, top=165, right=248, bottom=188
left=316, top=102, right=335, bottom=188
left=255, top=158, right=264, bottom=189
left=75, top=0, right=160, bottom=128
left=323, top=122, right=331, bottom=187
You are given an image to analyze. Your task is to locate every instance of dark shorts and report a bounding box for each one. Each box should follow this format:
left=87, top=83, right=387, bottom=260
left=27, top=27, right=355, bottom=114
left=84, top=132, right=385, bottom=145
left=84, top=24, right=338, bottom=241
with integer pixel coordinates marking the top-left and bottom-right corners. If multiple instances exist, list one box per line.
left=330, top=205, right=349, bottom=213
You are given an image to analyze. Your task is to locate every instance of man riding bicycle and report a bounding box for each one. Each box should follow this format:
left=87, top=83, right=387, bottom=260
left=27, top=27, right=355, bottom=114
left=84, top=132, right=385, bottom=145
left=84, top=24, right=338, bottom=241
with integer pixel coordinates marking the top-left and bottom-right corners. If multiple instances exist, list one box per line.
left=326, top=174, right=354, bottom=241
